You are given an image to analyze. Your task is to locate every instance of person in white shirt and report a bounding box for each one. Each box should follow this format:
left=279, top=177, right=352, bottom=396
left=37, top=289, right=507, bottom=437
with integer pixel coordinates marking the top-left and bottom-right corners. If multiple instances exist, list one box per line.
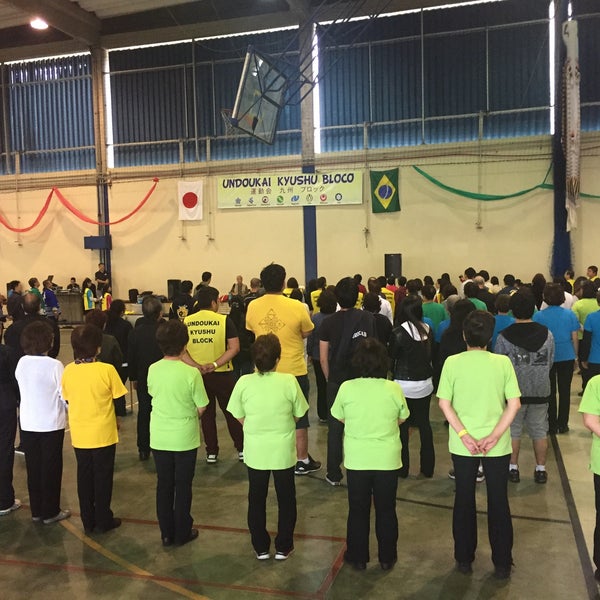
left=15, top=320, right=70, bottom=525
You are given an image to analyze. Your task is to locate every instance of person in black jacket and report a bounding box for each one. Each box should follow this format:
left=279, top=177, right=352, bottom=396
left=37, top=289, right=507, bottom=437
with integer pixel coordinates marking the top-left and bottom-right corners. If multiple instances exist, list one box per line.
left=0, top=344, right=20, bottom=516
left=5, top=293, right=60, bottom=361
left=128, top=296, right=164, bottom=461
left=389, top=295, right=435, bottom=478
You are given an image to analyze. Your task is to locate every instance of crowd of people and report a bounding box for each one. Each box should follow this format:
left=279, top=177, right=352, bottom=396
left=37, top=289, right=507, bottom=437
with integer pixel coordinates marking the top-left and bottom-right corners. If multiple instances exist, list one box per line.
left=2, top=263, right=600, bottom=582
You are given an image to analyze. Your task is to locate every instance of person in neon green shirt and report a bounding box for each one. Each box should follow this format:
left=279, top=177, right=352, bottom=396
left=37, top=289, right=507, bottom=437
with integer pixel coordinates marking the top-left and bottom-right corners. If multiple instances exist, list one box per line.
left=579, top=375, right=600, bottom=582
left=438, top=310, right=521, bottom=580
left=331, top=338, right=409, bottom=572
left=148, top=319, right=209, bottom=547
left=228, top=333, right=308, bottom=561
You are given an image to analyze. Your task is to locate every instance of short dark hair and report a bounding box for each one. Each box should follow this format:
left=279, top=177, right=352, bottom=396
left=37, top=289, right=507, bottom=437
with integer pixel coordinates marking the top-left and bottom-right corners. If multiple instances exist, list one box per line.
left=142, top=295, right=163, bottom=319
left=71, top=324, right=103, bottom=359
left=251, top=333, right=281, bottom=373
left=260, top=263, right=286, bottom=293
left=422, top=285, right=436, bottom=301
left=21, top=320, right=53, bottom=355
left=464, top=267, right=477, bottom=279
left=317, top=290, right=337, bottom=314
left=85, top=309, right=106, bottom=330
left=316, top=276, right=327, bottom=289
left=156, top=319, right=188, bottom=356
left=108, top=299, right=126, bottom=318
left=503, top=274, right=516, bottom=287
left=442, top=284, right=458, bottom=299
left=353, top=274, right=362, bottom=284
left=335, top=277, right=358, bottom=309
left=8, top=280, right=20, bottom=291
left=406, top=279, right=420, bottom=295
left=201, top=271, right=212, bottom=282
left=23, top=292, right=41, bottom=315
left=463, top=310, right=494, bottom=347
left=490, top=276, right=499, bottom=285
left=28, top=277, right=38, bottom=288
left=195, top=286, right=219, bottom=309
left=588, top=265, right=598, bottom=276
left=543, top=283, right=565, bottom=306
left=351, top=338, right=389, bottom=378
left=181, top=280, right=193, bottom=294
left=478, top=270, right=490, bottom=281
left=495, top=293, right=511, bottom=313
left=509, top=291, right=535, bottom=319
left=387, top=276, right=396, bottom=286
left=463, top=281, right=478, bottom=299
left=398, top=276, right=407, bottom=287
left=286, top=277, right=299, bottom=289
left=581, top=280, right=597, bottom=299
left=362, top=292, right=382, bottom=313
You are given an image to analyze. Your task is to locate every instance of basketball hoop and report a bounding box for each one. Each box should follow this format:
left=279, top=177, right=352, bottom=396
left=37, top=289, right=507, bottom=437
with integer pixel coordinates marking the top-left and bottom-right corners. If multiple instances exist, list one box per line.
left=221, top=108, right=242, bottom=137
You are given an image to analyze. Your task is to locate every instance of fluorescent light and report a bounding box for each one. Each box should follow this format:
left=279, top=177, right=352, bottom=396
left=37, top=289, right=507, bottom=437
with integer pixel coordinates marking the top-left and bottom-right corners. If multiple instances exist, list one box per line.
left=30, top=18, right=49, bottom=30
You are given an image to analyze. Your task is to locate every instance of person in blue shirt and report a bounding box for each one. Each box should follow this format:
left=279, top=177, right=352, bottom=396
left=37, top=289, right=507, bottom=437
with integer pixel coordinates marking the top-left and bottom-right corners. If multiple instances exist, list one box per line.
left=491, top=294, right=515, bottom=349
left=533, top=283, right=579, bottom=434
left=580, top=291, right=600, bottom=387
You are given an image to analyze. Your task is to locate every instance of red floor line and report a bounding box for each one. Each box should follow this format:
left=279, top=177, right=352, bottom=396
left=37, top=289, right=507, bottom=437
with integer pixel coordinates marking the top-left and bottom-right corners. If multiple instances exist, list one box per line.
left=315, top=544, right=346, bottom=599
left=100, top=515, right=347, bottom=543
left=0, top=556, right=316, bottom=599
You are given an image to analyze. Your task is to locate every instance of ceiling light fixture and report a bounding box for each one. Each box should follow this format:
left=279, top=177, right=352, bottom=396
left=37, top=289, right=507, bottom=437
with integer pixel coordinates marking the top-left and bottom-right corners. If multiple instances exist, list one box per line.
left=30, top=18, right=49, bottom=30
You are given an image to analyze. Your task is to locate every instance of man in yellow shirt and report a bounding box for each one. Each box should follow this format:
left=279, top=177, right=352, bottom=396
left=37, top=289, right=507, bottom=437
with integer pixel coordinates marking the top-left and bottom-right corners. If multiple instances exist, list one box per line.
left=184, top=287, right=243, bottom=463
left=246, top=264, right=320, bottom=475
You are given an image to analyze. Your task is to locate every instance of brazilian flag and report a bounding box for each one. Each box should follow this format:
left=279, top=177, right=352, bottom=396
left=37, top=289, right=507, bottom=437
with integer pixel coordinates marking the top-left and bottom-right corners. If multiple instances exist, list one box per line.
left=371, top=169, right=400, bottom=213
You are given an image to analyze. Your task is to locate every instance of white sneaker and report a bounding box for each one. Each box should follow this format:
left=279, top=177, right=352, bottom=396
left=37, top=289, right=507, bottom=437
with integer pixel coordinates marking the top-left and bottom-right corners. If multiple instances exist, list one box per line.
left=0, top=499, right=21, bottom=516
left=206, top=454, right=218, bottom=464
left=275, top=548, right=295, bottom=560
left=256, top=552, right=270, bottom=560
left=43, top=509, right=71, bottom=524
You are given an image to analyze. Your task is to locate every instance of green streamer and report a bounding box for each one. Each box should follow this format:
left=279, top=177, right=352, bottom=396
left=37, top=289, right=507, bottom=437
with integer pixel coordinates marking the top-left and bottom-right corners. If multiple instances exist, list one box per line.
left=412, top=164, right=600, bottom=201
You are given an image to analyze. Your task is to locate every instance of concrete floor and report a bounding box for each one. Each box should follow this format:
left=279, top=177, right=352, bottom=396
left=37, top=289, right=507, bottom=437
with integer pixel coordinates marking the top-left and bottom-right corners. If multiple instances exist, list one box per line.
left=1, top=334, right=599, bottom=599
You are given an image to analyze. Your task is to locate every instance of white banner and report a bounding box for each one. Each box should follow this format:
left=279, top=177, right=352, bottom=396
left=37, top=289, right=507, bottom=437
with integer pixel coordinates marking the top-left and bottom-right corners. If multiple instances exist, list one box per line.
left=178, top=180, right=203, bottom=220
left=217, top=170, right=363, bottom=208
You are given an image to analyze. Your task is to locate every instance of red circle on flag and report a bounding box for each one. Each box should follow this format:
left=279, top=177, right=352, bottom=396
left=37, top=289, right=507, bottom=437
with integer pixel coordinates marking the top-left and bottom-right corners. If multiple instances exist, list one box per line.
left=182, top=192, right=198, bottom=209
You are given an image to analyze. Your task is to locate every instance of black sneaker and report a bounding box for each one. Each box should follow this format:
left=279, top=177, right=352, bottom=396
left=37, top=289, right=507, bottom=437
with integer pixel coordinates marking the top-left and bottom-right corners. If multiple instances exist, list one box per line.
left=508, top=468, right=520, bottom=483
left=456, top=562, right=472, bottom=574
left=294, top=456, right=321, bottom=475
left=494, top=565, right=512, bottom=580
left=534, top=470, right=547, bottom=484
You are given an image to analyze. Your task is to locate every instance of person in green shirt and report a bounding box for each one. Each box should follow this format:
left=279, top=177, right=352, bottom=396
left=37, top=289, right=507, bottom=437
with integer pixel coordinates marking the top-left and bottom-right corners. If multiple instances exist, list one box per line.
left=579, top=374, right=600, bottom=582
left=228, top=333, right=309, bottom=561
left=147, top=320, right=209, bottom=548
left=331, top=338, right=409, bottom=572
left=438, top=310, right=521, bottom=580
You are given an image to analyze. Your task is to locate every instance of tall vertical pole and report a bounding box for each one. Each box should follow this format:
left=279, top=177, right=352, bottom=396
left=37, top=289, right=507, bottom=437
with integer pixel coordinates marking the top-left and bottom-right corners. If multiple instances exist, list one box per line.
left=551, top=0, right=571, bottom=277
left=91, top=47, right=111, bottom=274
left=299, top=18, right=318, bottom=284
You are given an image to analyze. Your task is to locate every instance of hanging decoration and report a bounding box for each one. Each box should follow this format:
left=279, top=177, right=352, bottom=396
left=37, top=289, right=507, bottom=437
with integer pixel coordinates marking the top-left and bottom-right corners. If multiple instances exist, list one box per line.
left=0, top=178, right=159, bottom=233
left=562, top=20, right=581, bottom=232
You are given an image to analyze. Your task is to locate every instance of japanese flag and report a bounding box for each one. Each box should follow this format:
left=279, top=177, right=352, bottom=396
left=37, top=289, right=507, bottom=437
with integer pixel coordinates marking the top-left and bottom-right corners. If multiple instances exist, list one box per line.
left=178, top=180, right=203, bottom=220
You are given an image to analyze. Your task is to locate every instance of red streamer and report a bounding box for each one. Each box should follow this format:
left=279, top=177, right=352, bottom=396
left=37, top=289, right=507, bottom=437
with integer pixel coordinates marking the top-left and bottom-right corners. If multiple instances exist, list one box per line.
left=0, top=178, right=159, bottom=232
left=0, top=188, right=54, bottom=233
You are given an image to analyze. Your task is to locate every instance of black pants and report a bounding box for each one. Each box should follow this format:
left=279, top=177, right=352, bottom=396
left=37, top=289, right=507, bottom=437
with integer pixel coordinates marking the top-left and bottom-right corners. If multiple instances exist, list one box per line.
left=594, top=474, right=600, bottom=571
left=312, top=358, right=328, bottom=421
left=452, top=454, right=512, bottom=568
left=137, top=384, right=152, bottom=453
left=0, top=408, right=17, bottom=511
left=326, top=380, right=344, bottom=481
left=21, top=429, right=64, bottom=519
left=152, top=448, right=197, bottom=544
left=247, top=466, right=296, bottom=554
left=201, top=372, right=244, bottom=455
left=399, top=394, right=434, bottom=478
left=74, top=444, right=116, bottom=532
left=549, top=360, right=574, bottom=431
left=346, top=469, right=399, bottom=564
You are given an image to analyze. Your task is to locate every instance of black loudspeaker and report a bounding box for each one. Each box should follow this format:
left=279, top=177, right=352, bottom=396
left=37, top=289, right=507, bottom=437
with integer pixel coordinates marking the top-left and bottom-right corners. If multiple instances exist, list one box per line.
left=128, top=288, right=139, bottom=303
left=384, top=253, right=402, bottom=280
left=167, top=279, right=181, bottom=301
